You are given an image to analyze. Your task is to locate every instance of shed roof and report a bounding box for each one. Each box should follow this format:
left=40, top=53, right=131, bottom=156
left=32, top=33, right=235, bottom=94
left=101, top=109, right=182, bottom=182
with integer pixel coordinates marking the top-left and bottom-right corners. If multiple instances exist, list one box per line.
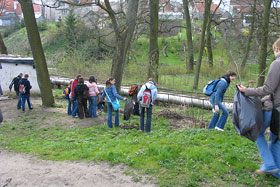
left=0, top=55, right=34, bottom=66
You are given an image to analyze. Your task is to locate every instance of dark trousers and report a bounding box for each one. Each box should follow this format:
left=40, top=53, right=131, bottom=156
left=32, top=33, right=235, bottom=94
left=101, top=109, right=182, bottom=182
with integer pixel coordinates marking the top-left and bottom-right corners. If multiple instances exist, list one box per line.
left=140, top=105, right=153, bottom=132
left=78, top=99, right=89, bottom=119
left=21, top=94, right=32, bottom=111
left=16, top=91, right=21, bottom=109
left=133, top=102, right=140, bottom=116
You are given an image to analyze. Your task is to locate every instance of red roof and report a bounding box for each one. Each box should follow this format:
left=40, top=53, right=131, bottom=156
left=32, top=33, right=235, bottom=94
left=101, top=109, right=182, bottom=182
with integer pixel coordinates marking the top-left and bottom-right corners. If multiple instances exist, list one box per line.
left=195, top=3, right=222, bottom=14
left=0, top=0, right=41, bottom=17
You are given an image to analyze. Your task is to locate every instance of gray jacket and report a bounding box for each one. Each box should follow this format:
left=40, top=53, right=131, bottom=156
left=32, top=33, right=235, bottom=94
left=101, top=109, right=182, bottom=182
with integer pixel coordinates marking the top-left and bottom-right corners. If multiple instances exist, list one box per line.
left=245, top=54, right=280, bottom=106
left=261, top=95, right=273, bottom=111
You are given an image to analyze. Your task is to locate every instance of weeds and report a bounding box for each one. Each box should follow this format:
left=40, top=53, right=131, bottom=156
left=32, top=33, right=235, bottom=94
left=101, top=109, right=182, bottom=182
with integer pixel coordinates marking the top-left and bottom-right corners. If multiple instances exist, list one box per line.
left=0, top=102, right=278, bottom=186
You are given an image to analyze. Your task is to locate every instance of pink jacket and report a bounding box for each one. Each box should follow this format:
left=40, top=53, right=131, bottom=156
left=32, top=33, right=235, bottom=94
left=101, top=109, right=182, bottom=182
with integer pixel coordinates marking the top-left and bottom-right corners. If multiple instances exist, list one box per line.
left=86, top=82, right=99, bottom=96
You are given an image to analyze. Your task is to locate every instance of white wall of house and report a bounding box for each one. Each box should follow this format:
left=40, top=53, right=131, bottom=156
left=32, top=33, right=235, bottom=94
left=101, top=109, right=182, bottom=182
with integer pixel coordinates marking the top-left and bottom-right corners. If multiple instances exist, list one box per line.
left=0, top=63, right=40, bottom=93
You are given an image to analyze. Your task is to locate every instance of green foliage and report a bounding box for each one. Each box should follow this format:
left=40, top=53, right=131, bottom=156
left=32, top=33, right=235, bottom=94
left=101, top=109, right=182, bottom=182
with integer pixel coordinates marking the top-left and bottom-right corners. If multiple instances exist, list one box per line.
left=37, top=22, right=48, bottom=31
left=56, top=17, right=63, bottom=28
left=2, top=20, right=25, bottom=37
left=0, top=104, right=279, bottom=186
left=64, top=10, right=78, bottom=48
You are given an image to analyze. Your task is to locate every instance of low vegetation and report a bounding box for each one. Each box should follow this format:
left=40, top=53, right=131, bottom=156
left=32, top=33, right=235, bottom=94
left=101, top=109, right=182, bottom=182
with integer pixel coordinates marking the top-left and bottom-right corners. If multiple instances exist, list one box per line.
left=0, top=97, right=279, bottom=186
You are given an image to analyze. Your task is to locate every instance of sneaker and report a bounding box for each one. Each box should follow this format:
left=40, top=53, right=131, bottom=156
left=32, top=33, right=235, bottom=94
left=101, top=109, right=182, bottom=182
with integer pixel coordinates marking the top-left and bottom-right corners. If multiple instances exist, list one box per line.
left=255, top=169, right=279, bottom=175
left=215, top=127, right=224, bottom=132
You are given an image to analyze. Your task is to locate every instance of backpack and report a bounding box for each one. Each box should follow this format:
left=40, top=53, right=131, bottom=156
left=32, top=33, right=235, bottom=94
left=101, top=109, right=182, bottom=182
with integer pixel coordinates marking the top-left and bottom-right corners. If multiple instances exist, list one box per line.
left=203, top=79, right=221, bottom=96
left=61, top=87, right=71, bottom=99
left=19, top=82, right=26, bottom=94
left=83, top=88, right=90, bottom=100
left=129, top=85, right=137, bottom=96
left=140, top=85, right=152, bottom=108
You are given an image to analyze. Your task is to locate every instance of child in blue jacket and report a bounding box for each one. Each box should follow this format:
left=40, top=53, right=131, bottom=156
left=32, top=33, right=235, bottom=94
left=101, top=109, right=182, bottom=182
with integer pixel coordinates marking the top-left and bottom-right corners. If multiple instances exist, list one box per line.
left=102, top=78, right=127, bottom=128
left=208, top=70, right=236, bottom=131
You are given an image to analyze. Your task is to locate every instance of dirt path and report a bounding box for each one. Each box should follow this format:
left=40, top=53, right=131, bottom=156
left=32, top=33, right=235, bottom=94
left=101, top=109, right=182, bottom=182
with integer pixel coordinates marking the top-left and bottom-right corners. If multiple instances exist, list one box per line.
left=0, top=151, right=155, bottom=187
left=0, top=97, right=155, bottom=187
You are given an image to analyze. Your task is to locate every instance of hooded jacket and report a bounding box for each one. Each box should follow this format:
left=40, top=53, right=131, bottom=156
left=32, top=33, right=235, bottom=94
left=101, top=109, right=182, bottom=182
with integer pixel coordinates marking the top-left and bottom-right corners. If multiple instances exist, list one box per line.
left=9, top=75, right=22, bottom=92
left=102, top=85, right=124, bottom=103
left=210, top=75, right=230, bottom=105
left=74, top=83, right=89, bottom=101
left=137, top=81, right=158, bottom=105
left=86, top=82, right=99, bottom=97
left=18, top=78, right=32, bottom=95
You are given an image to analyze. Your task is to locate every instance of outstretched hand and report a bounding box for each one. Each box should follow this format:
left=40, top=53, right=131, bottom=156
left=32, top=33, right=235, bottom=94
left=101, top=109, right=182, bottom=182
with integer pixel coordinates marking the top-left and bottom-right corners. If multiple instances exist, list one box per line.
left=124, top=97, right=127, bottom=101
left=237, top=85, right=246, bottom=93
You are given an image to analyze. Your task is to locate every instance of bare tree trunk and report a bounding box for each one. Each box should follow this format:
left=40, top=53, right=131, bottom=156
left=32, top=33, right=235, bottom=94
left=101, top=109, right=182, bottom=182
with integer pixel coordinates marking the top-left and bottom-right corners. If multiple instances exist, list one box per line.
left=108, top=0, right=139, bottom=91
left=257, top=0, right=272, bottom=87
left=241, top=0, right=256, bottom=69
left=18, top=0, right=54, bottom=107
left=148, top=0, right=159, bottom=83
left=0, top=32, right=8, bottom=54
left=183, top=0, right=194, bottom=71
left=193, top=0, right=212, bottom=90
left=206, top=19, right=213, bottom=67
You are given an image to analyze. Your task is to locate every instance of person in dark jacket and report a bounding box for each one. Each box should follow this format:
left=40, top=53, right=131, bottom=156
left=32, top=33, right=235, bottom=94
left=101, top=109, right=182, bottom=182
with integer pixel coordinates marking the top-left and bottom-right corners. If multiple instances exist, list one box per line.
left=9, top=73, right=23, bottom=109
left=208, top=70, right=236, bottom=131
left=238, top=38, right=280, bottom=178
left=131, top=84, right=142, bottom=116
left=102, top=78, right=127, bottom=128
left=73, top=77, right=89, bottom=119
left=19, top=74, right=32, bottom=112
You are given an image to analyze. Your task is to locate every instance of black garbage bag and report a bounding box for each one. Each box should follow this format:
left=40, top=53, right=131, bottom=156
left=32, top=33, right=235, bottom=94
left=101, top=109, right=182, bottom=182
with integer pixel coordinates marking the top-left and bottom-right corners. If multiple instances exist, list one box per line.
left=124, top=100, right=135, bottom=121
left=0, top=108, right=3, bottom=124
left=232, top=89, right=263, bottom=142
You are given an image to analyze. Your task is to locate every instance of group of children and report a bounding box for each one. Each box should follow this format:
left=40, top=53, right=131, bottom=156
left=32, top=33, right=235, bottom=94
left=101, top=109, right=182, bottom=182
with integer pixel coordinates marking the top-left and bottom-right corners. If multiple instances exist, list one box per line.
left=63, top=75, right=158, bottom=132
left=9, top=73, right=33, bottom=112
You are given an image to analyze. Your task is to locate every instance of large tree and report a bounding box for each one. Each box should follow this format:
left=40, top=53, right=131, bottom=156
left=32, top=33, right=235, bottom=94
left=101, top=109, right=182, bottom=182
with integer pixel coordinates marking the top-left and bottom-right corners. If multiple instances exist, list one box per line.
left=102, top=0, right=139, bottom=91
left=0, top=32, right=7, bottom=54
left=18, top=0, right=54, bottom=106
left=183, top=0, right=194, bottom=71
left=257, top=0, right=273, bottom=87
left=148, top=0, right=159, bottom=82
left=193, top=0, right=212, bottom=90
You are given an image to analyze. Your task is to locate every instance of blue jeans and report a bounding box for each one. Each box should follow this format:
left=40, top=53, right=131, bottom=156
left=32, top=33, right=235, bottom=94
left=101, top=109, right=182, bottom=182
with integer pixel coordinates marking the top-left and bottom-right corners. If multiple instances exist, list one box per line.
left=67, top=99, right=72, bottom=115
left=208, top=102, right=229, bottom=130
left=256, top=110, right=280, bottom=178
left=71, top=100, right=78, bottom=117
left=16, top=91, right=21, bottom=109
left=107, top=102, right=119, bottom=128
left=88, top=96, right=98, bottom=117
left=140, top=106, right=153, bottom=132
left=21, top=94, right=32, bottom=111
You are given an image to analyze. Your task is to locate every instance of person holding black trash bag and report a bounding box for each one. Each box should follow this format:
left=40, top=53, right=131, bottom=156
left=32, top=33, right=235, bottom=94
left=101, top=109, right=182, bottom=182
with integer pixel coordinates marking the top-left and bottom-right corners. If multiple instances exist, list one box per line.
left=238, top=38, right=280, bottom=178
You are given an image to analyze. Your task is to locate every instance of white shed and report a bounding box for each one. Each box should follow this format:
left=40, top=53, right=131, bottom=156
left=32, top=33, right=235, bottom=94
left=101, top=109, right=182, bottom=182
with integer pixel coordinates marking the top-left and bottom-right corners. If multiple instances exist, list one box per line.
left=0, top=55, right=40, bottom=93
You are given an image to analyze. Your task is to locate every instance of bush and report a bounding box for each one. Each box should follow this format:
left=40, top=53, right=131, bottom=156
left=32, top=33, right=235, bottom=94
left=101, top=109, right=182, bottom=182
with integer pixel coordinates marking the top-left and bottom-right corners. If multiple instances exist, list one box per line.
left=37, top=22, right=48, bottom=31
left=2, top=20, right=25, bottom=37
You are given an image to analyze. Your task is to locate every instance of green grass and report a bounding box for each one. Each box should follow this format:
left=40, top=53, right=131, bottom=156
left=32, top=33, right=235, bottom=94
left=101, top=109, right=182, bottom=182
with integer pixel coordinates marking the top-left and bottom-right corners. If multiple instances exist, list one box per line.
left=0, top=103, right=279, bottom=186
